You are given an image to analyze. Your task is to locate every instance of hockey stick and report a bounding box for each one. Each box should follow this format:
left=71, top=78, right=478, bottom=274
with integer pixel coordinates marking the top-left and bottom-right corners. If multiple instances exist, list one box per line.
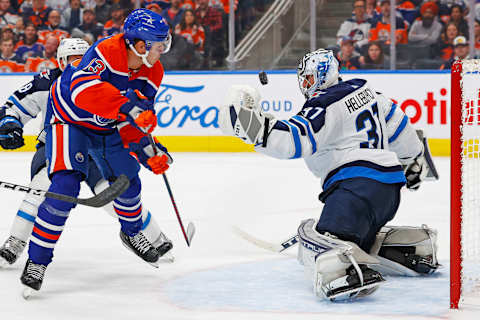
left=232, top=226, right=298, bottom=253
left=147, top=134, right=195, bottom=246
left=0, top=174, right=130, bottom=208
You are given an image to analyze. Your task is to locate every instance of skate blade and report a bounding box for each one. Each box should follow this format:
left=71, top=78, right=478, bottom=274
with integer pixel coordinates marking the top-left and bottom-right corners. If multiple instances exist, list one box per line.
left=22, top=286, right=37, bottom=300
left=327, top=281, right=385, bottom=302
left=159, top=252, right=175, bottom=263
left=0, top=258, right=10, bottom=268
left=149, top=252, right=175, bottom=268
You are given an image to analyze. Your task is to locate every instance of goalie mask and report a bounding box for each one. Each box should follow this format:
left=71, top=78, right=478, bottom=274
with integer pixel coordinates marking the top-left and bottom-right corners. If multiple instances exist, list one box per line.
left=297, top=49, right=339, bottom=99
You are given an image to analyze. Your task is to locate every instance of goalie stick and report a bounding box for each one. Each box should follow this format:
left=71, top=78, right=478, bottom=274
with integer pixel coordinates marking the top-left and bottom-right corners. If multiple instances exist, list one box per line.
left=0, top=174, right=130, bottom=208
left=232, top=226, right=298, bottom=253
left=147, top=135, right=195, bottom=246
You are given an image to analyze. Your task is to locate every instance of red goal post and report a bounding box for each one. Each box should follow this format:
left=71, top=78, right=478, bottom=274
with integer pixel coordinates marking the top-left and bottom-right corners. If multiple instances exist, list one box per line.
left=451, top=60, right=480, bottom=309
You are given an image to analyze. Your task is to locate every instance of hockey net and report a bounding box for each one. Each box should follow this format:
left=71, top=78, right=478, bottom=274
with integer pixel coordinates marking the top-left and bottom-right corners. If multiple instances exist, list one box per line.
left=451, top=60, right=480, bottom=309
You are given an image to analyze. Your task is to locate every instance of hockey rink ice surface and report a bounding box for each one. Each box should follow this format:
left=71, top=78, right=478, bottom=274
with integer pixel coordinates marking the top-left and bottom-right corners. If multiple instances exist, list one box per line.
left=0, top=152, right=478, bottom=320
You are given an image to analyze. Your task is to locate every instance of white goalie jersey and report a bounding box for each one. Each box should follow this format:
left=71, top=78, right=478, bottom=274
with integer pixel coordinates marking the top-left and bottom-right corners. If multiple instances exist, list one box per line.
left=255, top=78, right=423, bottom=190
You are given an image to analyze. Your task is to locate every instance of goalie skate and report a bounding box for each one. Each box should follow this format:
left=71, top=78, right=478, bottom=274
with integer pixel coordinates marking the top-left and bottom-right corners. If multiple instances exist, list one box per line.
left=320, top=264, right=385, bottom=302
left=0, top=236, right=26, bottom=267
left=20, top=259, right=47, bottom=299
left=119, top=230, right=162, bottom=267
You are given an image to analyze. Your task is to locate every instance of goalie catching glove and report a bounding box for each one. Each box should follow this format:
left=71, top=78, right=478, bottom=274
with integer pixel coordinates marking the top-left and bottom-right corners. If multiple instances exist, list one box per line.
left=219, top=85, right=275, bottom=145
left=129, top=136, right=173, bottom=175
left=118, top=89, right=157, bottom=134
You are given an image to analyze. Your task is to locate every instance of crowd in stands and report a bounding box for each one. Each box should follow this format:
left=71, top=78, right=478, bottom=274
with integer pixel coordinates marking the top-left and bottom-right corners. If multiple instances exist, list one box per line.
left=334, top=0, right=480, bottom=70
left=0, top=0, right=273, bottom=72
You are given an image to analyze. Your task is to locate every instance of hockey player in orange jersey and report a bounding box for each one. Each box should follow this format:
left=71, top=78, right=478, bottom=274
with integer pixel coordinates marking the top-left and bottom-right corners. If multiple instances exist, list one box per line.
left=20, top=9, right=174, bottom=297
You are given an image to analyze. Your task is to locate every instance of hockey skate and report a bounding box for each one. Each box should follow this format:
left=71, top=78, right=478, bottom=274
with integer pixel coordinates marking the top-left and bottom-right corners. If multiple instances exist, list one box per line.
left=0, top=236, right=26, bottom=267
left=119, top=230, right=162, bottom=268
left=320, top=264, right=385, bottom=302
left=20, top=259, right=47, bottom=299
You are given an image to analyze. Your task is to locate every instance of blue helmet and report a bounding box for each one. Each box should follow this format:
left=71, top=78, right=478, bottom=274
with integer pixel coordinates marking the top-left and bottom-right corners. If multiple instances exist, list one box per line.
left=124, top=8, right=170, bottom=44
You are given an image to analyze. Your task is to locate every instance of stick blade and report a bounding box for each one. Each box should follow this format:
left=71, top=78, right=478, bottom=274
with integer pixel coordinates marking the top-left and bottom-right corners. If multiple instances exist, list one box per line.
left=232, top=226, right=284, bottom=253
left=77, top=174, right=130, bottom=207
left=186, top=222, right=195, bottom=247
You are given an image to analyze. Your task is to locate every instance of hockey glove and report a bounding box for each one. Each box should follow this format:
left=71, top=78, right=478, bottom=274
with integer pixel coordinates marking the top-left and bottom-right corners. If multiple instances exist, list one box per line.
left=118, top=89, right=157, bottom=134
left=129, top=136, right=173, bottom=175
left=0, top=116, right=24, bottom=149
left=404, top=155, right=427, bottom=191
left=218, top=85, right=275, bottom=145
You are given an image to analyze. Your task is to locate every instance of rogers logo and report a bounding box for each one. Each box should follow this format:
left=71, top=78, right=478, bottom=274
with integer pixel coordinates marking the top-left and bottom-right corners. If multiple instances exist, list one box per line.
left=392, top=88, right=448, bottom=125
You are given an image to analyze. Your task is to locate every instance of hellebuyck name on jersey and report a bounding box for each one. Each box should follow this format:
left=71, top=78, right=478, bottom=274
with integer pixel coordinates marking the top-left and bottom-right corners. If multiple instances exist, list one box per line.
left=345, top=87, right=375, bottom=114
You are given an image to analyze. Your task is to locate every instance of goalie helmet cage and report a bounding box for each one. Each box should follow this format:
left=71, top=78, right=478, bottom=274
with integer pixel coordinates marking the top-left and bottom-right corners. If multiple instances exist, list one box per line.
left=451, top=59, right=480, bottom=309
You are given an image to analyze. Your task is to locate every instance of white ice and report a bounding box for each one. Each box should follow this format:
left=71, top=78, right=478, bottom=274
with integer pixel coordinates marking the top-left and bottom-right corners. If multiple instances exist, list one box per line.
left=0, top=153, right=478, bottom=320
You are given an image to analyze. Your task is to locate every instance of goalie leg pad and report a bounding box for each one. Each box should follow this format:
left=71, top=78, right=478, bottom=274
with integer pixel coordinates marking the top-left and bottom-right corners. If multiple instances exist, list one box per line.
left=370, top=225, right=440, bottom=276
left=297, top=219, right=384, bottom=302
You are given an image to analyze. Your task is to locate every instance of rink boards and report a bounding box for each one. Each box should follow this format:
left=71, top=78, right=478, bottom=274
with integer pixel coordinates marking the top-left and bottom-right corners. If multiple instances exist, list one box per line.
left=0, top=70, right=452, bottom=155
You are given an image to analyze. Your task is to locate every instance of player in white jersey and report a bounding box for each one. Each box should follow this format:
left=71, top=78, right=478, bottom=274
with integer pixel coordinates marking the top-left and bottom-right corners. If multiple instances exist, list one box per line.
left=0, top=38, right=172, bottom=268
left=219, top=49, right=439, bottom=301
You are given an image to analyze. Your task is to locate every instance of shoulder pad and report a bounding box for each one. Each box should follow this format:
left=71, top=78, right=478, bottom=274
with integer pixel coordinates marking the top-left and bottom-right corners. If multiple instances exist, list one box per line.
left=304, top=79, right=367, bottom=109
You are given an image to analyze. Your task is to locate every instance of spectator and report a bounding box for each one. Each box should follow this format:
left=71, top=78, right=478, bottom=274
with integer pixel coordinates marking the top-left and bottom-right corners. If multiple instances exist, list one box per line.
left=21, top=0, right=52, bottom=29
left=408, top=1, right=442, bottom=45
left=146, top=3, right=163, bottom=14
left=1, top=26, right=16, bottom=42
left=46, top=0, right=68, bottom=11
left=475, top=19, right=480, bottom=58
left=0, top=38, right=24, bottom=71
left=336, top=36, right=361, bottom=70
left=180, top=0, right=195, bottom=10
left=13, top=17, right=24, bottom=35
left=366, top=0, right=380, bottom=20
left=0, top=0, right=20, bottom=30
left=175, top=8, right=205, bottom=54
left=359, top=41, right=388, bottom=69
left=71, top=8, right=103, bottom=42
left=396, top=0, right=418, bottom=26
left=24, top=34, right=58, bottom=71
left=370, top=0, right=409, bottom=45
left=440, top=35, right=469, bottom=69
left=142, top=0, right=170, bottom=11
left=0, top=38, right=23, bottom=63
left=102, top=4, right=124, bottom=37
left=38, top=9, right=69, bottom=43
left=336, top=0, right=372, bottom=53
left=61, top=0, right=83, bottom=32
left=434, top=21, right=460, bottom=61
left=94, top=0, right=111, bottom=25
left=14, top=22, right=44, bottom=61
left=162, top=0, right=184, bottom=29
left=195, top=0, right=224, bottom=67
left=80, top=0, right=95, bottom=8
left=449, top=4, right=469, bottom=39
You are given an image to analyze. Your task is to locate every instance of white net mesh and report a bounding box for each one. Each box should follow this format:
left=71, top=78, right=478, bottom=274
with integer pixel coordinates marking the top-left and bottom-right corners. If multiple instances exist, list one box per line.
left=459, top=60, right=480, bottom=301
